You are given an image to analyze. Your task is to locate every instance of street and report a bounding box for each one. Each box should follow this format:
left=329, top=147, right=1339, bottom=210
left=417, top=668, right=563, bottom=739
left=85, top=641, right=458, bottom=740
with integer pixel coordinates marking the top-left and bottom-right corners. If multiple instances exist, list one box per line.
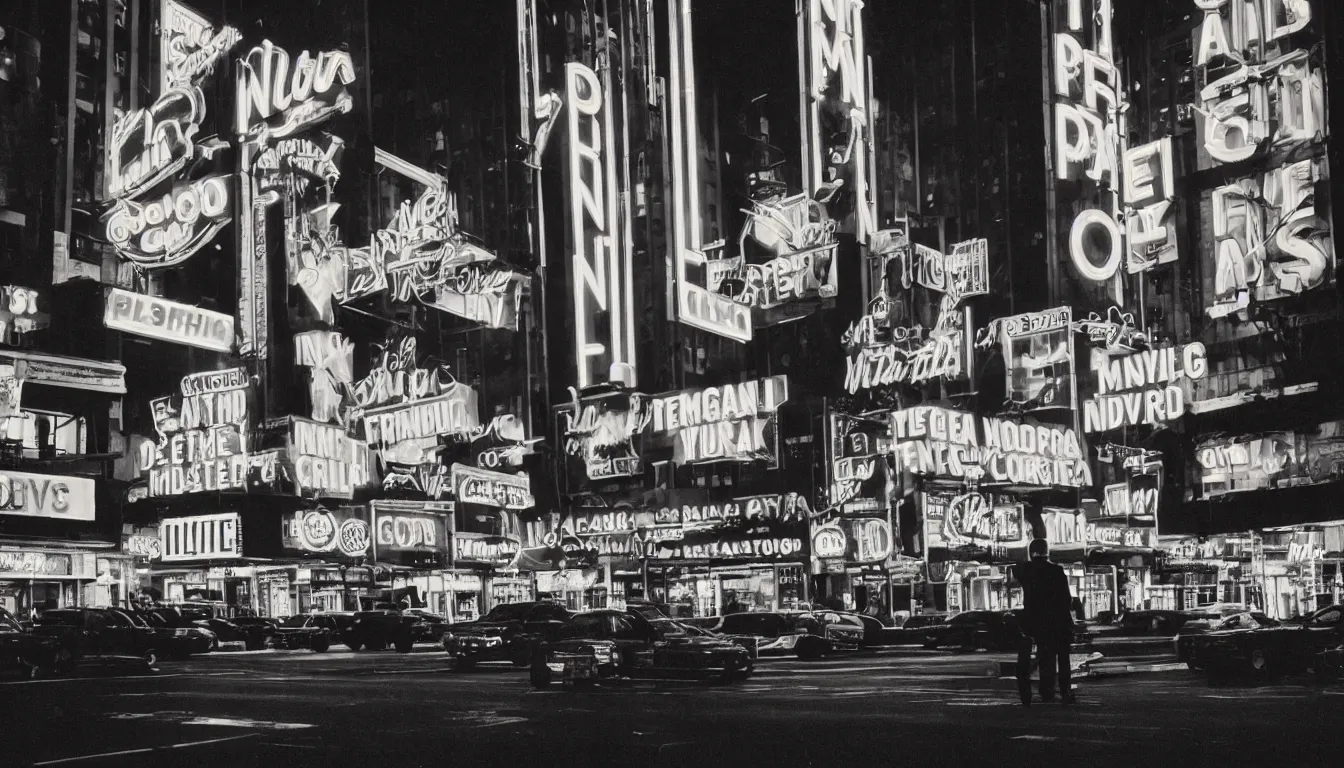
left=5, top=648, right=1342, bottom=767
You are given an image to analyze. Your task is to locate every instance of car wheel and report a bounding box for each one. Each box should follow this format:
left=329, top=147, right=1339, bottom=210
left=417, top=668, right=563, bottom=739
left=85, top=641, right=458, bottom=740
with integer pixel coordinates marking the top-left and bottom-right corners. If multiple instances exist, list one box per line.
left=346, top=640, right=362, bottom=652
left=450, top=656, right=476, bottom=672
left=394, top=636, right=414, bottom=654
left=311, top=636, right=331, bottom=653
left=796, top=639, right=825, bottom=661
left=366, top=638, right=387, bottom=652
left=143, top=649, right=159, bottom=670
left=530, top=658, right=552, bottom=689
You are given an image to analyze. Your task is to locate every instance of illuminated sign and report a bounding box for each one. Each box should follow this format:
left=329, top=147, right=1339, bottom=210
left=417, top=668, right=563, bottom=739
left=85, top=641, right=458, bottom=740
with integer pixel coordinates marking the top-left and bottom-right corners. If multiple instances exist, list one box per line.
left=104, top=288, right=235, bottom=353
left=137, top=367, right=277, bottom=497
left=105, top=86, right=209, bottom=202
left=650, top=492, right=812, bottom=531
left=802, top=0, right=875, bottom=240
left=0, top=471, right=96, bottom=521
left=0, top=285, right=49, bottom=343
left=562, top=386, right=650, bottom=481
left=828, top=412, right=888, bottom=510
left=158, top=513, right=242, bottom=562
left=1051, top=0, right=1124, bottom=291
left=892, top=406, right=1092, bottom=489
left=453, top=533, right=521, bottom=567
left=255, top=134, right=344, bottom=201
left=371, top=506, right=449, bottom=568
left=562, top=508, right=641, bottom=537
left=923, top=491, right=1028, bottom=561
left=812, top=524, right=847, bottom=559
left=234, top=41, right=355, bottom=143
left=294, top=331, right=354, bottom=423
left=1000, top=307, right=1074, bottom=412
left=0, top=551, right=72, bottom=578
left=159, top=0, right=242, bottom=92
left=563, top=61, right=634, bottom=388
left=1195, top=421, right=1344, bottom=498
left=1042, top=510, right=1154, bottom=550
left=450, top=464, right=534, bottom=510
left=1102, top=469, right=1160, bottom=520
left=1070, top=306, right=1145, bottom=353
left=645, top=535, right=805, bottom=562
left=1083, top=343, right=1207, bottom=432
left=649, top=376, right=789, bottom=466
left=124, top=533, right=162, bottom=559
left=1123, top=138, right=1177, bottom=273
left=281, top=506, right=371, bottom=559
left=667, top=0, right=753, bottom=342
left=288, top=417, right=372, bottom=500
left=710, top=193, right=838, bottom=326
left=101, top=175, right=233, bottom=268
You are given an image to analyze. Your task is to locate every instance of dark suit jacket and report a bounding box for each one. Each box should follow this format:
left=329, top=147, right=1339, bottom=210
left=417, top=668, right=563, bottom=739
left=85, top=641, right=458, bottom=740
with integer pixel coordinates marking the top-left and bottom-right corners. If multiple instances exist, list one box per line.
left=1019, top=559, right=1074, bottom=645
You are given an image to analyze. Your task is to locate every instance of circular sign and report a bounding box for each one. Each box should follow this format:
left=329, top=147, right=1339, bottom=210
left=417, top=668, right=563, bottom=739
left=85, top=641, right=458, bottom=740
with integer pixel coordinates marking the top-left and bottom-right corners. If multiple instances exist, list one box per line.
left=337, top=518, right=371, bottom=557
left=812, top=525, right=847, bottom=559
left=853, top=518, right=894, bottom=563
left=1069, top=209, right=1123, bottom=283
left=299, top=510, right=337, bottom=551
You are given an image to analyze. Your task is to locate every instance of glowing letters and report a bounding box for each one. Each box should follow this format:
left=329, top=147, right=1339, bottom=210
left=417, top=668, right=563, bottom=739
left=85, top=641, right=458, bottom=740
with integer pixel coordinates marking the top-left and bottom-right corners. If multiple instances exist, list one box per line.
left=649, top=376, right=789, bottom=466
left=1083, top=343, right=1208, bottom=432
left=235, top=41, right=355, bottom=142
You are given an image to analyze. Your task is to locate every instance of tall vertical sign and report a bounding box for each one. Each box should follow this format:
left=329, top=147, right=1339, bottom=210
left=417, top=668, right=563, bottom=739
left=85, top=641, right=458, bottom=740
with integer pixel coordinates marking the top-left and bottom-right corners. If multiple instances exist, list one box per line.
left=802, top=0, right=875, bottom=243
left=563, top=62, right=635, bottom=389
left=1050, top=0, right=1125, bottom=301
left=666, top=0, right=753, bottom=343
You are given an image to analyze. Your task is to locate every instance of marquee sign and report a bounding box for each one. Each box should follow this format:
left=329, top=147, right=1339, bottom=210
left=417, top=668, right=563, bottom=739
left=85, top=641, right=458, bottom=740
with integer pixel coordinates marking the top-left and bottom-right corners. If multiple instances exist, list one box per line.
left=563, top=61, right=635, bottom=387
left=923, top=491, right=1028, bottom=562
left=648, top=376, right=789, bottom=466
left=287, top=417, right=372, bottom=499
left=281, top=506, right=371, bottom=559
left=104, top=288, right=235, bottom=353
left=892, top=406, right=1092, bottom=489
left=370, top=504, right=449, bottom=569
left=450, top=464, right=534, bottom=510
left=1083, top=343, right=1207, bottom=432
left=138, top=367, right=277, bottom=497
left=158, top=513, right=242, bottom=562
left=0, top=471, right=96, bottom=521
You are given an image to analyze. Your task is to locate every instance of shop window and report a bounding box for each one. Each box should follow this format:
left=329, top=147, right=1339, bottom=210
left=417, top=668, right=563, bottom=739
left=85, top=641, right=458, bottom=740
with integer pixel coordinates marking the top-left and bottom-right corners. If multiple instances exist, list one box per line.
left=4, top=409, right=87, bottom=457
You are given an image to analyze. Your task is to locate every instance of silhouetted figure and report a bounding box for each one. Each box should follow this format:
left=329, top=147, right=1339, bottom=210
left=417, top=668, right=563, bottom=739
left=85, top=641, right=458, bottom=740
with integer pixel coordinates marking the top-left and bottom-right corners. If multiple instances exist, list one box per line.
left=1017, top=539, right=1076, bottom=705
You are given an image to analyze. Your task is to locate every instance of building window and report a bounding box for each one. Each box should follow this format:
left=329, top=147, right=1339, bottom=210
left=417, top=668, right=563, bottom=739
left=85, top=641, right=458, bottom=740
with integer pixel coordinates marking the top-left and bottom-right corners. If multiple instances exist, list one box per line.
left=3, top=409, right=87, bottom=458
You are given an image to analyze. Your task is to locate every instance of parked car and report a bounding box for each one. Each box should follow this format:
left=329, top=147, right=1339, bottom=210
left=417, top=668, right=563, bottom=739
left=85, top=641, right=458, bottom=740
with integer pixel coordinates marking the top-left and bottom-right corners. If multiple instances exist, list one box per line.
left=888, top=614, right=947, bottom=645
left=1200, top=604, right=1344, bottom=680
left=921, top=610, right=1091, bottom=653
left=718, top=610, right=866, bottom=660
left=1113, top=609, right=1200, bottom=636
left=29, top=608, right=161, bottom=671
left=530, top=608, right=753, bottom=688
left=401, top=610, right=449, bottom=646
left=205, top=616, right=277, bottom=650
left=133, top=608, right=216, bottom=658
left=0, top=607, right=65, bottom=678
left=442, top=601, right=573, bottom=671
left=1315, top=644, right=1344, bottom=682
left=1176, top=611, right=1279, bottom=668
left=341, top=610, right=438, bottom=653
left=267, top=614, right=337, bottom=652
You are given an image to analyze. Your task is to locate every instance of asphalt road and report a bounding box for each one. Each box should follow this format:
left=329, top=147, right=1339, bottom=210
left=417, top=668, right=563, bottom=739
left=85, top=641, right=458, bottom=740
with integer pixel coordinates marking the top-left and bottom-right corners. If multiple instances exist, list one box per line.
left=4, top=647, right=1342, bottom=768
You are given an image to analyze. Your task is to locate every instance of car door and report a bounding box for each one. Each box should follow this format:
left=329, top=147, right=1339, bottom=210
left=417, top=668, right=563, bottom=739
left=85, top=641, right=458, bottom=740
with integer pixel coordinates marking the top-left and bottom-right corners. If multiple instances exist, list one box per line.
left=1305, top=607, right=1343, bottom=655
left=99, top=610, right=137, bottom=659
left=607, top=614, right=655, bottom=672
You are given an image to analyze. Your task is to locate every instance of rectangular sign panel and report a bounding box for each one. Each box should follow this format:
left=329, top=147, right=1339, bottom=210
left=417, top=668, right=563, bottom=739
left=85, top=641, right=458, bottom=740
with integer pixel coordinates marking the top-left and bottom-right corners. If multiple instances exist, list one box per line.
left=158, top=513, right=243, bottom=562
left=0, top=471, right=96, bottom=521
left=104, top=288, right=236, bottom=353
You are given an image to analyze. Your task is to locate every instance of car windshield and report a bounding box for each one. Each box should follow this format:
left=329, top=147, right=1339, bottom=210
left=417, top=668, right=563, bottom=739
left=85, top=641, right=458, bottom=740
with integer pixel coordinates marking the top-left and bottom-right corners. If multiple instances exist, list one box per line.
left=1216, top=613, right=1276, bottom=630
left=0, top=608, right=21, bottom=633
left=483, top=603, right=530, bottom=622
left=279, top=616, right=311, bottom=628
left=649, top=619, right=692, bottom=638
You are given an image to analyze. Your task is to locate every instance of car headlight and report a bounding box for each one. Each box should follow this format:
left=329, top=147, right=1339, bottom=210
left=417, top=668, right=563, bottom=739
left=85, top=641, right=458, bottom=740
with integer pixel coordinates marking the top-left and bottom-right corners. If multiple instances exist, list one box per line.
left=173, top=628, right=191, bottom=637
left=591, top=645, right=614, bottom=664
left=484, top=637, right=502, bottom=647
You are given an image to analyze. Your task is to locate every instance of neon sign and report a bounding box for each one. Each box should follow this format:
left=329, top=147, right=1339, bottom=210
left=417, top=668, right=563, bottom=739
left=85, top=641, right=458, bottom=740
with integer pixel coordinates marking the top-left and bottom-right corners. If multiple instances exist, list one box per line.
left=892, top=406, right=1091, bottom=489
left=294, top=330, right=354, bottom=423
left=563, top=386, right=650, bottom=481
left=234, top=41, right=355, bottom=143
left=1000, top=306, right=1075, bottom=412
left=1083, top=343, right=1207, bottom=432
left=101, top=175, right=233, bottom=268
left=104, top=288, right=235, bottom=353
left=288, top=417, right=372, bottom=500
left=1123, top=138, right=1177, bottom=273
left=649, top=376, right=789, bottom=466
left=450, top=464, right=534, bottom=510
left=160, top=0, right=242, bottom=92
left=563, top=62, right=634, bottom=387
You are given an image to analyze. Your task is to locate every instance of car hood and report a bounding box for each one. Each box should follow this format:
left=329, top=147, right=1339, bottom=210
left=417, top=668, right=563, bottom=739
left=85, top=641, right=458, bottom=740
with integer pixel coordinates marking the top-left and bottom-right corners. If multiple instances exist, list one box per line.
left=446, top=621, right=516, bottom=637
left=272, top=626, right=321, bottom=634
left=662, top=636, right=745, bottom=651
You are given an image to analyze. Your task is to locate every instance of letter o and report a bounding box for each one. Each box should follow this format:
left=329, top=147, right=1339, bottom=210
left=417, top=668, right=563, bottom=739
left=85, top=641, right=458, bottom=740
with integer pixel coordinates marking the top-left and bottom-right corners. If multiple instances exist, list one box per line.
left=199, top=177, right=230, bottom=218
left=143, top=198, right=168, bottom=227
left=1069, top=209, right=1123, bottom=283
left=174, top=186, right=201, bottom=224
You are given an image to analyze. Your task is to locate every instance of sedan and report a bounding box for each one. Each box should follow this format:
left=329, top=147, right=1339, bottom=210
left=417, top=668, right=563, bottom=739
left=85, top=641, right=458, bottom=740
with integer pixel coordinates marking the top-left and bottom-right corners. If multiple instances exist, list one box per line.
left=1176, top=611, right=1278, bottom=668
left=1200, top=604, right=1344, bottom=681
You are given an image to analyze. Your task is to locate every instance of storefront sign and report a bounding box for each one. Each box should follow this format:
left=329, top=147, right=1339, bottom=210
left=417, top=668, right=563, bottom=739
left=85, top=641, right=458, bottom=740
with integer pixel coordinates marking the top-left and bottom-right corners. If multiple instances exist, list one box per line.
left=563, top=387, right=649, bottom=482
left=1000, top=306, right=1074, bottom=411
left=649, top=376, right=789, bottom=466
left=124, top=534, right=162, bottom=560
left=1083, top=343, right=1207, bottom=432
left=1042, top=510, right=1154, bottom=550
left=580, top=533, right=640, bottom=558
left=0, top=470, right=96, bottom=521
left=924, top=492, right=1027, bottom=552
left=1123, top=138, right=1178, bottom=272
left=892, top=407, right=1091, bottom=489
left=159, top=513, right=242, bottom=562
left=235, top=41, right=355, bottom=143
left=645, top=535, right=805, bottom=562
left=101, top=175, right=233, bottom=268
left=288, top=417, right=372, bottom=499
left=0, top=350, right=127, bottom=395
left=281, top=506, right=370, bottom=559
left=138, top=367, right=255, bottom=497
left=104, top=288, right=235, bottom=353
left=812, top=525, right=847, bottom=559
left=371, top=506, right=449, bottom=568
left=652, top=492, right=812, bottom=531
left=563, top=508, right=640, bottom=537
left=0, top=285, right=50, bottom=343
left=1196, top=420, right=1344, bottom=498
left=563, top=61, right=635, bottom=388
left=0, top=551, right=73, bottom=577
left=452, top=533, right=520, bottom=567
left=450, top=464, right=534, bottom=510
left=255, top=134, right=344, bottom=200
left=160, top=0, right=242, bottom=91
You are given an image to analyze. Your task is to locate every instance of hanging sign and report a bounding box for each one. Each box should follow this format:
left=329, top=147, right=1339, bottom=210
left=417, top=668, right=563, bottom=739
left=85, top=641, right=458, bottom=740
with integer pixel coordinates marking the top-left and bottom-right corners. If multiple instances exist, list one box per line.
left=101, top=175, right=234, bottom=268
left=648, top=375, right=789, bottom=466
left=892, top=406, right=1091, bottom=489
left=105, top=84, right=211, bottom=202
left=104, top=288, right=235, bottom=353
left=1082, top=343, right=1207, bottom=432
left=0, top=286, right=50, bottom=342
left=1001, top=307, right=1074, bottom=412
left=1123, top=138, right=1178, bottom=273
left=159, top=0, right=243, bottom=92
left=450, top=464, right=534, bottom=510
left=0, top=471, right=96, bottom=521
left=281, top=506, right=371, bottom=559
left=158, top=513, right=242, bottom=562
left=234, top=41, right=356, bottom=143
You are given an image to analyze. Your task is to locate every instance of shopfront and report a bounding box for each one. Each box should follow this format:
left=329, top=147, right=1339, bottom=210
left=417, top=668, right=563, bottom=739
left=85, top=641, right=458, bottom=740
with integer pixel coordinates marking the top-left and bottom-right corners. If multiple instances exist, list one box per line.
left=452, top=531, right=522, bottom=618
left=0, top=548, right=99, bottom=616
left=646, top=561, right=807, bottom=618
left=920, top=490, right=1030, bottom=615
left=369, top=501, right=451, bottom=609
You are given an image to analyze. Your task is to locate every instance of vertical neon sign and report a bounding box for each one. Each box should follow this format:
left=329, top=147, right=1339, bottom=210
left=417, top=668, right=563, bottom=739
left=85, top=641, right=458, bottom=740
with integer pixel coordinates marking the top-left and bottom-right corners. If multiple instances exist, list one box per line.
left=667, top=0, right=753, bottom=343
left=564, top=62, right=634, bottom=388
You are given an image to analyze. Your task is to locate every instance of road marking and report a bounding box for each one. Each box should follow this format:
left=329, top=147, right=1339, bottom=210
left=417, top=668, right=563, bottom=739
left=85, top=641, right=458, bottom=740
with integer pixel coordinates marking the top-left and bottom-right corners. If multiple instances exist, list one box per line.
left=261, top=743, right=321, bottom=749
left=0, top=673, right=184, bottom=686
left=947, top=700, right=1014, bottom=707
left=1012, top=735, right=1058, bottom=742
left=182, top=717, right=315, bottom=730
left=33, top=735, right=256, bottom=766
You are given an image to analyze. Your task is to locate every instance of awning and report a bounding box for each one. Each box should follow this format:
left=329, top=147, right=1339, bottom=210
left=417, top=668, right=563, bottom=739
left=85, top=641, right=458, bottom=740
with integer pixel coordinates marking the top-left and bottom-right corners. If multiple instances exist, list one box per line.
left=0, top=349, right=127, bottom=394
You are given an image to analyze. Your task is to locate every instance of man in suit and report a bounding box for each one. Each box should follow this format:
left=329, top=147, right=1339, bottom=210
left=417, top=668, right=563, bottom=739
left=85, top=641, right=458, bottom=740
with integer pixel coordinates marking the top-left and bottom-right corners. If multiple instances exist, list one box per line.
left=1018, top=538, right=1076, bottom=704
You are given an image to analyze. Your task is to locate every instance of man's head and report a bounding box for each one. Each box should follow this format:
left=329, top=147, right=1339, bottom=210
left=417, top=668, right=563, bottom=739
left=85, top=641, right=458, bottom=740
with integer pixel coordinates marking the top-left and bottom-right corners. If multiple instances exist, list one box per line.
left=1029, top=538, right=1050, bottom=560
